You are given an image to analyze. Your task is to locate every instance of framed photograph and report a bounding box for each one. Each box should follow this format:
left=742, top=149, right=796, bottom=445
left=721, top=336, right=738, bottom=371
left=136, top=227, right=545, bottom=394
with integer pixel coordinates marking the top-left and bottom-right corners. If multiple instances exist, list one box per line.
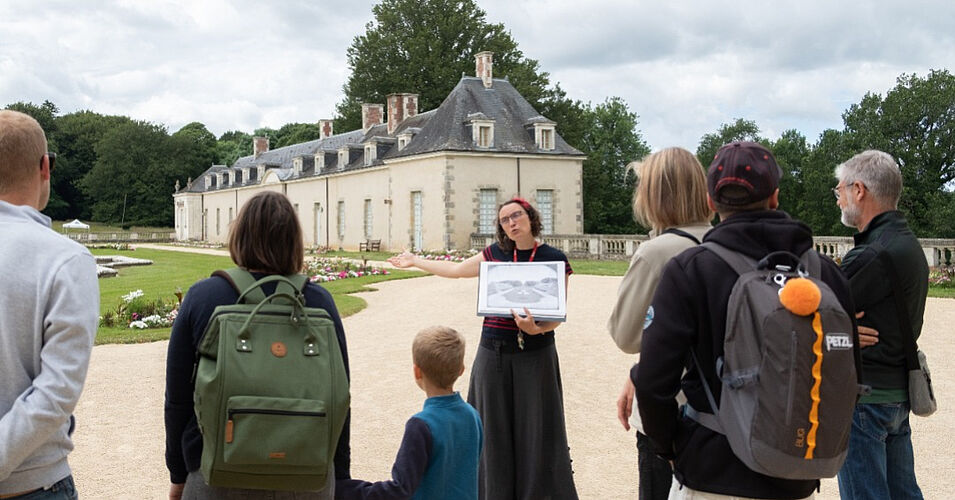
left=477, top=261, right=567, bottom=322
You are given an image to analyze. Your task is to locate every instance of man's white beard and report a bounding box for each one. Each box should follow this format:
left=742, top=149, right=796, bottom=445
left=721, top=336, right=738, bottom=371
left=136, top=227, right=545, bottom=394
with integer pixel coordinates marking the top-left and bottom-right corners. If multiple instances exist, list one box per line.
left=840, top=199, right=861, bottom=229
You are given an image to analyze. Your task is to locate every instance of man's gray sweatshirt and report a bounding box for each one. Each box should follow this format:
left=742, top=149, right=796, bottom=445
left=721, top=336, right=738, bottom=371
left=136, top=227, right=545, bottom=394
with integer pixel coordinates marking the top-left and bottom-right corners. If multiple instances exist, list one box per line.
left=0, top=201, right=98, bottom=494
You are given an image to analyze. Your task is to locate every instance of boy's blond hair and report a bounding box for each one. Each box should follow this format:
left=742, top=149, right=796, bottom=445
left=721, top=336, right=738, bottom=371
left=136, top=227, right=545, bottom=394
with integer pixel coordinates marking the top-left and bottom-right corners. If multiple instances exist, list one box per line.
left=413, top=326, right=465, bottom=389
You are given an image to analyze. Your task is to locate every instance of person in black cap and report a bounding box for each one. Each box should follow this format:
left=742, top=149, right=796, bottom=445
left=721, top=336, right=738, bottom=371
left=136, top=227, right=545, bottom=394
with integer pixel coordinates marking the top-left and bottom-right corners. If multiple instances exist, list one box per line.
left=633, top=142, right=857, bottom=499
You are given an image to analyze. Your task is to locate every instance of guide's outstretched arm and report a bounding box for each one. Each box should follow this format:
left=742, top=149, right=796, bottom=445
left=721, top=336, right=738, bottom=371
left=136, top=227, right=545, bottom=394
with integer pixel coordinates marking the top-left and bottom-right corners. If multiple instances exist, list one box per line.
left=388, top=251, right=484, bottom=279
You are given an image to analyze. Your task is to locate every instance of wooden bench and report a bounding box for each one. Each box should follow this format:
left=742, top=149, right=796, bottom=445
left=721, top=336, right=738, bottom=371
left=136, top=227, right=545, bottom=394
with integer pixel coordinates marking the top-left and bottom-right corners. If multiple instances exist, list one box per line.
left=359, top=239, right=381, bottom=252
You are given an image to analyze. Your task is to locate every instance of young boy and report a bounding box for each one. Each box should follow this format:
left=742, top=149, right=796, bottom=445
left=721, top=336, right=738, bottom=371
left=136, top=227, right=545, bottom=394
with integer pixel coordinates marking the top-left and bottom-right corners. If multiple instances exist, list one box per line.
left=339, top=326, right=483, bottom=499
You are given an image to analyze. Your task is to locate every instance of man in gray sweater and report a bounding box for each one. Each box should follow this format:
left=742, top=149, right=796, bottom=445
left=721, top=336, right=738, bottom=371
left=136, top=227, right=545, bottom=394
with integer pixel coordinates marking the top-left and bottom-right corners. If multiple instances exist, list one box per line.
left=0, top=110, right=99, bottom=499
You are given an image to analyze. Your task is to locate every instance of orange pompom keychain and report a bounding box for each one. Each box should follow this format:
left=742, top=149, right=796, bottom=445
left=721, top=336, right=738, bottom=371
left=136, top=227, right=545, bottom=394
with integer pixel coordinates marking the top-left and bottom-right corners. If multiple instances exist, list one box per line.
left=778, top=277, right=821, bottom=316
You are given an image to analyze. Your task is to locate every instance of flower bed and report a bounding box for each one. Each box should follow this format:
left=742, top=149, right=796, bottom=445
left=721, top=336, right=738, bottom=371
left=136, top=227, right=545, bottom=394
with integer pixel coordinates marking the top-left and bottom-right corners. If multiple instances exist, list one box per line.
left=305, top=257, right=390, bottom=282
left=413, top=249, right=478, bottom=262
left=929, top=266, right=954, bottom=287
left=100, top=288, right=181, bottom=329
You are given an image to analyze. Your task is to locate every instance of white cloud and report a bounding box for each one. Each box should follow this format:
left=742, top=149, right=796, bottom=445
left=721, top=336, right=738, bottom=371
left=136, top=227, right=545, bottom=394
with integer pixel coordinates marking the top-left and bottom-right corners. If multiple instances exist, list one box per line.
left=1, top=0, right=953, bottom=151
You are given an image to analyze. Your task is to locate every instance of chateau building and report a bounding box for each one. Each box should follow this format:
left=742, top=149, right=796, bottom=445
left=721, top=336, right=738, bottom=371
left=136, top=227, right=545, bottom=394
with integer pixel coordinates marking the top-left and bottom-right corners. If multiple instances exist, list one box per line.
left=173, top=52, right=585, bottom=251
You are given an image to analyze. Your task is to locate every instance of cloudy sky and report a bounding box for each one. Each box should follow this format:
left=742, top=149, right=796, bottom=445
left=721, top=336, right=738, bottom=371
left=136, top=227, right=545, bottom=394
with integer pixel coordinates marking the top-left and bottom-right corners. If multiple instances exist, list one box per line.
left=2, top=0, right=953, bottom=151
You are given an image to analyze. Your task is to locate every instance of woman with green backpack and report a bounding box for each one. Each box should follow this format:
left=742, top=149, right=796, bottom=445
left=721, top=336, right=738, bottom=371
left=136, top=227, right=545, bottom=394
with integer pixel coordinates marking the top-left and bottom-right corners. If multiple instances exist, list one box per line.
left=164, top=191, right=351, bottom=499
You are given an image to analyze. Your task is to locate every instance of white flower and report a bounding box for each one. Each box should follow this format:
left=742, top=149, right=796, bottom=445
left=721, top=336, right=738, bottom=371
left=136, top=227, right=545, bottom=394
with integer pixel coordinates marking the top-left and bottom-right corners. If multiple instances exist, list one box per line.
left=122, top=290, right=145, bottom=303
left=129, top=320, right=148, bottom=329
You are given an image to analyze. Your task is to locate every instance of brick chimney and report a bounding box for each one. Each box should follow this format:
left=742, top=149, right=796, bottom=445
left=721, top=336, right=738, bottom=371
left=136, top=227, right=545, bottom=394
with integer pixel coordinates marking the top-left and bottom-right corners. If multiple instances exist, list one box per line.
left=362, top=103, right=384, bottom=132
left=318, top=119, right=334, bottom=139
left=387, top=93, right=418, bottom=135
left=253, top=136, right=269, bottom=158
left=475, top=51, right=493, bottom=88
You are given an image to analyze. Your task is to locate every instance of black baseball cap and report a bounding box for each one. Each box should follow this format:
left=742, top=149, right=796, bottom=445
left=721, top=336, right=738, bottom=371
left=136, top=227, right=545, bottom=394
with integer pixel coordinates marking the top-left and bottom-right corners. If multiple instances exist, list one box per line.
left=707, top=141, right=781, bottom=205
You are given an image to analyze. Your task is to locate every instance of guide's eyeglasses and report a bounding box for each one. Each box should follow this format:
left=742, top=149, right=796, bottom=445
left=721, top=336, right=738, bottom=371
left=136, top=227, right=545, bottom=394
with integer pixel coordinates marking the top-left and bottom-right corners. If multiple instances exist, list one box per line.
left=499, top=210, right=526, bottom=226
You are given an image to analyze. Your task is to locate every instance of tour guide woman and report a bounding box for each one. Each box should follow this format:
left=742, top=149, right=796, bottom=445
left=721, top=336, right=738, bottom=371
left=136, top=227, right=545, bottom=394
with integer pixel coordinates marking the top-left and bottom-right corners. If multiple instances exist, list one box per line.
left=389, top=198, right=578, bottom=500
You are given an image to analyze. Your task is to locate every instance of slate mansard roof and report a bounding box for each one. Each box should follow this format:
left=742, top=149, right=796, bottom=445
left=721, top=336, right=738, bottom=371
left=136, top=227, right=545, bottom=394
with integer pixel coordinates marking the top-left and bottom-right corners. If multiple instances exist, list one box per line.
left=183, top=76, right=583, bottom=194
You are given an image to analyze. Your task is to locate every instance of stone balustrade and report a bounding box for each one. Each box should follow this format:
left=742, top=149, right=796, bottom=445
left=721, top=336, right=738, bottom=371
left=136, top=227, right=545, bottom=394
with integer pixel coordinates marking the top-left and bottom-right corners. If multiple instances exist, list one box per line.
left=66, top=231, right=176, bottom=243
left=470, top=233, right=955, bottom=266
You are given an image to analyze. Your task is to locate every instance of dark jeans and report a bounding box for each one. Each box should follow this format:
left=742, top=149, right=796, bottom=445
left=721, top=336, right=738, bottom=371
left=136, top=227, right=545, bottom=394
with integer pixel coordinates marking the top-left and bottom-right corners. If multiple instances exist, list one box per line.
left=636, top=432, right=672, bottom=500
left=837, top=402, right=923, bottom=499
left=3, top=477, right=76, bottom=500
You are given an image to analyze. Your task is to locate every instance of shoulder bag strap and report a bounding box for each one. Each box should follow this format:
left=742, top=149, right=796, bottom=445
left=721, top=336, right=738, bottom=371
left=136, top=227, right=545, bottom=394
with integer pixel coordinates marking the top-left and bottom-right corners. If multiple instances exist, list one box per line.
left=212, top=268, right=266, bottom=304
left=662, top=227, right=701, bottom=245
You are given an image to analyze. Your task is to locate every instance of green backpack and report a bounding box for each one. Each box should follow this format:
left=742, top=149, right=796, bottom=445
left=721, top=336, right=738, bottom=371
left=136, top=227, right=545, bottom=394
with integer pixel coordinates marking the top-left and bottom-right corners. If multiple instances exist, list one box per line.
left=194, top=268, right=349, bottom=491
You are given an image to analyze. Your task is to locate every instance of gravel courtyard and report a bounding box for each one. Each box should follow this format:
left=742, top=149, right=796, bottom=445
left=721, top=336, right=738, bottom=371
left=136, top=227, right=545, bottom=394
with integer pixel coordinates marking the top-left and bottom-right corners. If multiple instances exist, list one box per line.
left=70, top=274, right=955, bottom=499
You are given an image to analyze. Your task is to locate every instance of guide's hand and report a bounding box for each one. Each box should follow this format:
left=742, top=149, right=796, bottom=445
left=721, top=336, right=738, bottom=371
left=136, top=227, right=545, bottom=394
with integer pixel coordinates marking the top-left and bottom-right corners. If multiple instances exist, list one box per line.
left=511, top=307, right=543, bottom=334
left=387, top=251, right=416, bottom=268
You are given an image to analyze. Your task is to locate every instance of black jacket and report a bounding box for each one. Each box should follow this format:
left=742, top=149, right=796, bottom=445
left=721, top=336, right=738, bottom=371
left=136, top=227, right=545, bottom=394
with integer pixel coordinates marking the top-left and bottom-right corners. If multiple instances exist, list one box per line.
left=633, top=211, right=857, bottom=499
left=841, top=210, right=928, bottom=391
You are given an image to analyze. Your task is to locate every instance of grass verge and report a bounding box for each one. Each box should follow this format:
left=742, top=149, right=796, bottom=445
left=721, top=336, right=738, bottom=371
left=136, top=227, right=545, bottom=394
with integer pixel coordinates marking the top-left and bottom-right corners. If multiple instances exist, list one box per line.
left=92, top=248, right=423, bottom=344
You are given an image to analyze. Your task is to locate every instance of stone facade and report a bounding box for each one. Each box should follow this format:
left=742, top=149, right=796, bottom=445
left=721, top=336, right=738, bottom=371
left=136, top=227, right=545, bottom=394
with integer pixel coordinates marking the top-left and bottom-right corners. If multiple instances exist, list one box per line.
left=173, top=52, right=585, bottom=251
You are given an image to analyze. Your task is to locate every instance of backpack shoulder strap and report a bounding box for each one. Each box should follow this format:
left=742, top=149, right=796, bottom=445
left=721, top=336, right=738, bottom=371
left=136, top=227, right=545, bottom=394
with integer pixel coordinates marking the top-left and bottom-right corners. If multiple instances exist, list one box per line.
left=700, top=241, right=757, bottom=276
left=212, top=268, right=266, bottom=304
left=800, top=249, right=822, bottom=278
left=662, top=227, right=701, bottom=245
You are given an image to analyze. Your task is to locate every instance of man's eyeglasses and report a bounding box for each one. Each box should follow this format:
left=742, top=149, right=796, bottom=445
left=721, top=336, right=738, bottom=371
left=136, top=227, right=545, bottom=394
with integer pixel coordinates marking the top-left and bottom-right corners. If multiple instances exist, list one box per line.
left=499, top=210, right=526, bottom=226
left=41, top=152, right=56, bottom=173
left=832, top=181, right=866, bottom=200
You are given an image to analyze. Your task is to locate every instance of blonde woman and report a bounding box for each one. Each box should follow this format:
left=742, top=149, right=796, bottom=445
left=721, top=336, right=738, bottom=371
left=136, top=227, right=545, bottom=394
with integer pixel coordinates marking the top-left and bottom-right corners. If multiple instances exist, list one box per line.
left=607, top=147, right=711, bottom=499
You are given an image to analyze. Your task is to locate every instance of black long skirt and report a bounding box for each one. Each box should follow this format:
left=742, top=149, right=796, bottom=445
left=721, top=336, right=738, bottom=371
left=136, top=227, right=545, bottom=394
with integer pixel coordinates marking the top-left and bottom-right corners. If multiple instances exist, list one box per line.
left=467, top=339, right=579, bottom=500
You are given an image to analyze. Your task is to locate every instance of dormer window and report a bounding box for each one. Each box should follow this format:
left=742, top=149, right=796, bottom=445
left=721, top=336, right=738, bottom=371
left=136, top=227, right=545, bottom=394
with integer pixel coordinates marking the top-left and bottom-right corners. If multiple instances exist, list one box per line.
left=293, top=157, right=303, bottom=176
left=364, top=143, right=377, bottom=166
left=468, top=113, right=495, bottom=149
left=338, top=148, right=348, bottom=169
left=215, top=172, right=223, bottom=188
left=397, top=134, right=410, bottom=151
left=242, top=167, right=251, bottom=183
left=535, top=124, right=556, bottom=151
left=257, top=165, right=265, bottom=181
left=315, top=153, right=325, bottom=172
left=206, top=175, right=213, bottom=189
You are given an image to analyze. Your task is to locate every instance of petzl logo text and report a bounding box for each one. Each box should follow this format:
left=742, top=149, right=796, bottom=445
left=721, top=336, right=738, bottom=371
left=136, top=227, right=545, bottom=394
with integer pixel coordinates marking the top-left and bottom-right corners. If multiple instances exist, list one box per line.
left=825, top=333, right=853, bottom=351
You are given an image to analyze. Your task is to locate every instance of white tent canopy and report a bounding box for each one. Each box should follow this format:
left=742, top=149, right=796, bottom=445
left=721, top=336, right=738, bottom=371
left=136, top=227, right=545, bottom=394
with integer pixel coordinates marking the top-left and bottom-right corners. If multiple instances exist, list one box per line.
left=62, top=219, right=90, bottom=230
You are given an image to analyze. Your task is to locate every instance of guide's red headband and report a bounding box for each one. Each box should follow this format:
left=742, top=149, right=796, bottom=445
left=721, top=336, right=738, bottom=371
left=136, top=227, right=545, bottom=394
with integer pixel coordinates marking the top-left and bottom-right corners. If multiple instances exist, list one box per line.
left=510, top=197, right=531, bottom=211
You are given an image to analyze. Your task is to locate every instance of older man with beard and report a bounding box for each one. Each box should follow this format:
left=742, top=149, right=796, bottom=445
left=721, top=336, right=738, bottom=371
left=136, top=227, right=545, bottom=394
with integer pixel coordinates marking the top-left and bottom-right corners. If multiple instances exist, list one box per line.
left=834, top=150, right=929, bottom=500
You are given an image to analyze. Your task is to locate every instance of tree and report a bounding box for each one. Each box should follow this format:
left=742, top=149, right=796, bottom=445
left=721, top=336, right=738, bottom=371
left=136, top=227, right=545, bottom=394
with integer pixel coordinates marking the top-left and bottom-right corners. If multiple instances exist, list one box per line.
left=272, top=123, right=322, bottom=149
left=842, top=69, right=955, bottom=237
left=52, top=111, right=132, bottom=219
left=173, top=122, right=218, bottom=168
left=336, top=0, right=551, bottom=132
left=217, top=130, right=252, bottom=166
left=81, top=121, right=179, bottom=226
left=579, top=97, right=651, bottom=234
left=799, top=129, right=854, bottom=237
left=696, top=118, right=764, bottom=167
left=770, top=129, right=810, bottom=219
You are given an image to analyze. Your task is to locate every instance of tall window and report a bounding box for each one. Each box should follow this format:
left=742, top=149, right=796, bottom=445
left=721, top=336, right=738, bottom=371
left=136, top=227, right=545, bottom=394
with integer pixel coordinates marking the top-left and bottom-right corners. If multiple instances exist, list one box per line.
left=337, top=201, right=345, bottom=240
left=216, top=208, right=221, bottom=235
left=540, top=128, right=553, bottom=150
left=228, top=207, right=233, bottom=224
left=478, top=125, right=492, bottom=148
left=537, top=190, right=554, bottom=235
left=364, top=199, right=373, bottom=239
left=478, top=189, right=497, bottom=234
left=412, top=191, right=423, bottom=251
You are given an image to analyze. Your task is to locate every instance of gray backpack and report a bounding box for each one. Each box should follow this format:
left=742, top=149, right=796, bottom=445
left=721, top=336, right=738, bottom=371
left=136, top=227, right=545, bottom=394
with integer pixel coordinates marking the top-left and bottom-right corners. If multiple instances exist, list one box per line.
left=687, top=243, right=859, bottom=480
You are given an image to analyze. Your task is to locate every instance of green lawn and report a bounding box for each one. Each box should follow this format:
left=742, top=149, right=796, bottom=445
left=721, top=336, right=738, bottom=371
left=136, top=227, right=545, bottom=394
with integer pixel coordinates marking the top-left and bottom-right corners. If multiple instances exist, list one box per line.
left=92, top=248, right=423, bottom=344
left=570, top=259, right=629, bottom=276
left=314, top=250, right=397, bottom=262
